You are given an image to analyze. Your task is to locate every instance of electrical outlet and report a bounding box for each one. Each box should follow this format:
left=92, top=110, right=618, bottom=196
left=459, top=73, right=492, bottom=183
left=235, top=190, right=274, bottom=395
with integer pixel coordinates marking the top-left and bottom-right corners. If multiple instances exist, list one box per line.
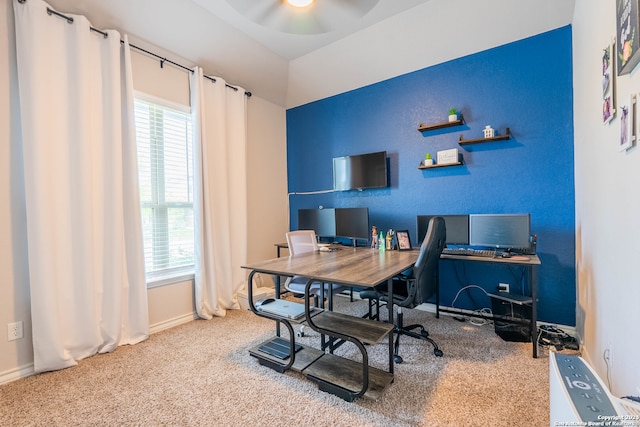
left=498, top=283, right=509, bottom=293
left=7, top=321, right=24, bottom=341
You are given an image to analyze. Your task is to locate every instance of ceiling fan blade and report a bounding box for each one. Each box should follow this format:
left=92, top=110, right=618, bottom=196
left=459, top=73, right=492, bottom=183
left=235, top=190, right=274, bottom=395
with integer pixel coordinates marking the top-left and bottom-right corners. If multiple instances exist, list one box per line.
left=225, top=0, right=380, bottom=35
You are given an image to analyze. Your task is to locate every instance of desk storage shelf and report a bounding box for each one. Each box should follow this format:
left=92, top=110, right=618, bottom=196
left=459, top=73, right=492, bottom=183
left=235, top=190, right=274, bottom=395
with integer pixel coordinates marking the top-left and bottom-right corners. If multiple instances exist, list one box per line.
left=248, top=307, right=395, bottom=400
left=304, top=353, right=394, bottom=401
left=459, top=128, right=511, bottom=146
left=312, top=311, right=393, bottom=344
left=417, top=115, right=464, bottom=133
left=249, top=339, right=324, bottom=373
left=304, top=311, right=394, bottom=401
left=418, top=162, right=462, bottom=170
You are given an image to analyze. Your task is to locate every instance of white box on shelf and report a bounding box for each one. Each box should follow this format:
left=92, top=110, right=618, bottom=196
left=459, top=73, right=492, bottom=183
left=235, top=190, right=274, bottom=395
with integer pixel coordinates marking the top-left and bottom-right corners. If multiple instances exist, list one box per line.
left=437, top=148, right=458, bottom=165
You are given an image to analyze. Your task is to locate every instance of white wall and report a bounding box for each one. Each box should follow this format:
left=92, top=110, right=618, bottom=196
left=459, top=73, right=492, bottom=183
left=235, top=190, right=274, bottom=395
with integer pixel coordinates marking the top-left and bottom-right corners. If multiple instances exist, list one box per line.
left=287, top=0, right=576, bottom=108
left=0, top=0, right=33, bottom=383
left=0, top=1, right=288, bottom=383
left=573, top=0, right=640, bottom=397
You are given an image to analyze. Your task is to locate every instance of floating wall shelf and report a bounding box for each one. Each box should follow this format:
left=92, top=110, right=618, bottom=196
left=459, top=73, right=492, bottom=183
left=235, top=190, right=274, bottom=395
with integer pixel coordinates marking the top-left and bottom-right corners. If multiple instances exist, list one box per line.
left=417, top=162, right=462, bottom=170
left=459, top=128, right=511, bottom=146
left=417, top=115, right=464, bottom=133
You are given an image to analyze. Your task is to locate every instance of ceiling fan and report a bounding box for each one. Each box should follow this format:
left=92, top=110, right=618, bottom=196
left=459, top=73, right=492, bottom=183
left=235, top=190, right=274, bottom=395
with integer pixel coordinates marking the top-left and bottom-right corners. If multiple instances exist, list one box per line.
left=225, top=0, right=380, bottom=35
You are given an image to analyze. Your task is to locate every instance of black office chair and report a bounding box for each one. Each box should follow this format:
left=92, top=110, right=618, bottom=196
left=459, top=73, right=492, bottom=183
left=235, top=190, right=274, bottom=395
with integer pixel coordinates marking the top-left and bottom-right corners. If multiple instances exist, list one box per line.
left=360, top=216, right=446, bottom=362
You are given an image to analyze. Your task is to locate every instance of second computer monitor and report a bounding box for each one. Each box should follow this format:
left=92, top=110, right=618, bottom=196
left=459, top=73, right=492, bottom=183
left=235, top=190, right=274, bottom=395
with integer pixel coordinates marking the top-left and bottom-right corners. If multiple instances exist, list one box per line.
left=468, top=213, right=531, bottom=250
left=298, top=207, right=370, bottom=242
left=335, top=207, right=370, bottom=241
left=417, top=215, right=469, bottom=245
left=298, top=208, right=336, bottom=238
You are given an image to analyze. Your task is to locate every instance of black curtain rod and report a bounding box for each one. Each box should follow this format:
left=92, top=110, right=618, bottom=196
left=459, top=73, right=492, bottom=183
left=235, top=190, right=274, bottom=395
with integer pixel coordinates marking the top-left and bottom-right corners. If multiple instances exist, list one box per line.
left=126, top=44, right=252, bottom=97
left=21, top=0, right=252, bottom=97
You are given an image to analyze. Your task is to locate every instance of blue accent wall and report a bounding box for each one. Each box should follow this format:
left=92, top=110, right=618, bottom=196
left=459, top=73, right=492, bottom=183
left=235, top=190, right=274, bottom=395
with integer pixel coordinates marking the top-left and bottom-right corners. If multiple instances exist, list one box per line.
left=286, top=26, right=575, bottom=326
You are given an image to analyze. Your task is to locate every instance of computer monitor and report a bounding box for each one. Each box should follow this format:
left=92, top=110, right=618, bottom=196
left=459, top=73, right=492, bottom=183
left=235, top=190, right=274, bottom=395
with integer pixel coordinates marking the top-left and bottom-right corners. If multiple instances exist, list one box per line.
left=335, top=207, right=369, bottom=243
left=469, top=214, right=531, bottom=250
left=417, top=215, right=469, bottom=245
left=298, top=208, right=336, bottom=238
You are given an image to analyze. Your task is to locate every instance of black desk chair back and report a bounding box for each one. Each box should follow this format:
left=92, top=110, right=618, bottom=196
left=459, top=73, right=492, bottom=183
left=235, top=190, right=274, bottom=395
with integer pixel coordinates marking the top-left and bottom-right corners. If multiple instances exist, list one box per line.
left=361, top=216, right=446, bottom=362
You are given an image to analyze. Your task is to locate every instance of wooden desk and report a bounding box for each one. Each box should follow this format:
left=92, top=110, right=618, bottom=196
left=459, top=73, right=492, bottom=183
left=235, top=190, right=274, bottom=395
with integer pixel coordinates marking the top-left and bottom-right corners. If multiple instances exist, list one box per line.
left=438, top=253, right=541, bottom=358
left=242, top=247, right=419, bottom=401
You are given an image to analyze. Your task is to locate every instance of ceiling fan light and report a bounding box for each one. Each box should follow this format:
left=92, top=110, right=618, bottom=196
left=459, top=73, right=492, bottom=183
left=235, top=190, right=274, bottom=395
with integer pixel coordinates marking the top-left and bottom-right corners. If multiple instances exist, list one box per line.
left=286, top=0, right=314, bottom=8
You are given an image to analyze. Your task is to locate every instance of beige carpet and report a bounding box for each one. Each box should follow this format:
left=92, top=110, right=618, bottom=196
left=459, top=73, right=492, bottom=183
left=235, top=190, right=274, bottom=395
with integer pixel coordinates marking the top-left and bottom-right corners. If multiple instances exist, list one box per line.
left=0, top=297, right=550, bottom=426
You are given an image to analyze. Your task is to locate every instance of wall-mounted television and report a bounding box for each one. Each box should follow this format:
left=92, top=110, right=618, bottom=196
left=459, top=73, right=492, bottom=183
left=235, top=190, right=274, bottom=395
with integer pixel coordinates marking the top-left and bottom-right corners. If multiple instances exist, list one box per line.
left=333, top=151, right=388, bottom=191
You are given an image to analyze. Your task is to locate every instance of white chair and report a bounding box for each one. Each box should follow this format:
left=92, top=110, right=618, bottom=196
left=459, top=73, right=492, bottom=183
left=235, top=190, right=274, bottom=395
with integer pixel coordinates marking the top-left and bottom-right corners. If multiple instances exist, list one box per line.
left=284, top=230, right=345, bottom=309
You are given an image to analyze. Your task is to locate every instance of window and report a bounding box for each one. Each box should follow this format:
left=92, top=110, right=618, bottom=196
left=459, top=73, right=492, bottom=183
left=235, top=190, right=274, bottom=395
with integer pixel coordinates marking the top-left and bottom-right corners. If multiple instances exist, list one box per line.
left=134, top=96, right=194, bottom=280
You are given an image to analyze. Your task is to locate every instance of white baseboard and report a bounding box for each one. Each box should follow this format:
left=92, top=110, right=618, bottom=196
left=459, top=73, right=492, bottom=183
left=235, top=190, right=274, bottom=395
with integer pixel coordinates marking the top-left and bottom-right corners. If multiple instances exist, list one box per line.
left=0, top=363, right=35, bottom=386
left=149, top=312, right=198, bottom=335
left=0, top=312, right=197, bottom=386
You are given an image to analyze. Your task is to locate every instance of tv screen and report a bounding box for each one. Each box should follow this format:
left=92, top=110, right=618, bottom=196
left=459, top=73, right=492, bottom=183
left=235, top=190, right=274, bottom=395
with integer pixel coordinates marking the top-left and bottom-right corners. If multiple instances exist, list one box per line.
left=469, top=214, right=531, bottom=250
left=333, top=151, right=388, bottom=191
left=298, top=208, right=336, bottom=238
left=335, top=208, right=370, bottom=241
left=417, top=215, right=469, bottom=245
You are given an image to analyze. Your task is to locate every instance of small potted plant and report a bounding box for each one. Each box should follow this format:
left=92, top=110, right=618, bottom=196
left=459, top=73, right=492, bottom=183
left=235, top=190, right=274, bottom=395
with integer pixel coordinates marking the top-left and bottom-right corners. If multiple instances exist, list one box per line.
left=448, top=108, right=458, bottom=122
left=423, top=153, right=433, bottom=166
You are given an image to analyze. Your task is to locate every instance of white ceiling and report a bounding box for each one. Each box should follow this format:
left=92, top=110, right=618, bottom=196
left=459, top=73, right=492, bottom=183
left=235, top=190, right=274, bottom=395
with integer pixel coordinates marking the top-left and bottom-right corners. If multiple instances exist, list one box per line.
left=190, top=0, right=432, bottom=60
left=43, top=0, right=575, bottom=108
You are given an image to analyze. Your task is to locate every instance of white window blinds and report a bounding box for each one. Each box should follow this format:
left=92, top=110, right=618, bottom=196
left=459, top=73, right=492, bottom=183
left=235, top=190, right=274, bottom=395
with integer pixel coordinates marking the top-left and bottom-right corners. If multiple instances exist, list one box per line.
left=134, top=97, right=194, bottom=279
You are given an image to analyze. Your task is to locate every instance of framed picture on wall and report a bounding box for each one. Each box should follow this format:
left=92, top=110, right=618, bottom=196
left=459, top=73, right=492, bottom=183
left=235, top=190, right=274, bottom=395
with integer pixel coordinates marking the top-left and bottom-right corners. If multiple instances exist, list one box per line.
left=396, top=230, right=412, bottom=251
left=616, top=0, right=640, bottom=75
left=603, top=38, right=616, bottom=124
left=619, top=94, right=635, bottom=150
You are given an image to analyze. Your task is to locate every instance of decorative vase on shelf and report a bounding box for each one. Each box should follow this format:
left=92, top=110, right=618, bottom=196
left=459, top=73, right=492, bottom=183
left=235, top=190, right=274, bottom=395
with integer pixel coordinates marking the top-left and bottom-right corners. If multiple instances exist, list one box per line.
left=422, top=153, right=433, bottom=166
left=448, top=108, right=458, bottom=122
left=483, top=125, right=495, bottom=138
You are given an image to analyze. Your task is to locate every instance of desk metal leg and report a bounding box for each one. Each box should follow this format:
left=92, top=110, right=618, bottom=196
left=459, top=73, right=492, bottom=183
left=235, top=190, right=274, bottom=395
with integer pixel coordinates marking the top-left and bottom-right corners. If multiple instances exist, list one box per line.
left=274, top=273, right=282, bottom=337
left=436, top=274, right=440, bottom=319
left=531, top=265, right=538, bottom=358
left=387, top=277, right=394, bottom=374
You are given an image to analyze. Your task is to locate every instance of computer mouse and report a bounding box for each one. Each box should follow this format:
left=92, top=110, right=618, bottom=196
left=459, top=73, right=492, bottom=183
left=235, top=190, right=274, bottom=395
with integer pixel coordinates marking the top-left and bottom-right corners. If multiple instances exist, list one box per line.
left=255, top=298, right=275, bottom=307
left=501, top=252, right=512, bottom=258
left=319, top=246, right=331, bottom=252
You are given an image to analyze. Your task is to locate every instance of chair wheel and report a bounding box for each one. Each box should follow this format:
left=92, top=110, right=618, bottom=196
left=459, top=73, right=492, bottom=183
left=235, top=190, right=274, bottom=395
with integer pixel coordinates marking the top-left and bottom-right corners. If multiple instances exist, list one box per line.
left=394, top=355, right=404, bottom=364
left=434, top=349, right=444, bottom=357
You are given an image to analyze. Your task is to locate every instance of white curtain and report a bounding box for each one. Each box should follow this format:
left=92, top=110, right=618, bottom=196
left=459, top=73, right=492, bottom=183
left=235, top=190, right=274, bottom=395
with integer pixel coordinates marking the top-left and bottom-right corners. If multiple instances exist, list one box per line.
left=190, top=67, right=248, bottom=319
left=13, top=0, right=148, bottom=373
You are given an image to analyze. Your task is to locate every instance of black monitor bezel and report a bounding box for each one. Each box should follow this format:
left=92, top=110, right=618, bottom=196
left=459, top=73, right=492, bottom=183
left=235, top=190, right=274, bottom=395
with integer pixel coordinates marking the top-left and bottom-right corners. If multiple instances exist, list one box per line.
left=468, top=213, right=531, bottom=250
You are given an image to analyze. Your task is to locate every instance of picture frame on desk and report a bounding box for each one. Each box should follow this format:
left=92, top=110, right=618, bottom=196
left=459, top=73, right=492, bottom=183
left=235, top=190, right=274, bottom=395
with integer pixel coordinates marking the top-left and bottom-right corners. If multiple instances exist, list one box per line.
left=396, top=230, right=412, bottom=251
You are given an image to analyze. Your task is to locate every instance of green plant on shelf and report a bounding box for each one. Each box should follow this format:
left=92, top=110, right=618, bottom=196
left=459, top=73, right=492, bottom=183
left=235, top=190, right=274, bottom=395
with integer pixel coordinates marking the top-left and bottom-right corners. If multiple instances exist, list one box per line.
left=448, top=108, right=458, bottom=122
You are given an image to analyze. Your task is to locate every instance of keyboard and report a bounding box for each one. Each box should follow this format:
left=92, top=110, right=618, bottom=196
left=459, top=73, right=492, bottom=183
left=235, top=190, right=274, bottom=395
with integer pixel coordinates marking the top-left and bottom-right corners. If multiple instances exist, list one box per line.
left=442, top=247, right=496, bottom=258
